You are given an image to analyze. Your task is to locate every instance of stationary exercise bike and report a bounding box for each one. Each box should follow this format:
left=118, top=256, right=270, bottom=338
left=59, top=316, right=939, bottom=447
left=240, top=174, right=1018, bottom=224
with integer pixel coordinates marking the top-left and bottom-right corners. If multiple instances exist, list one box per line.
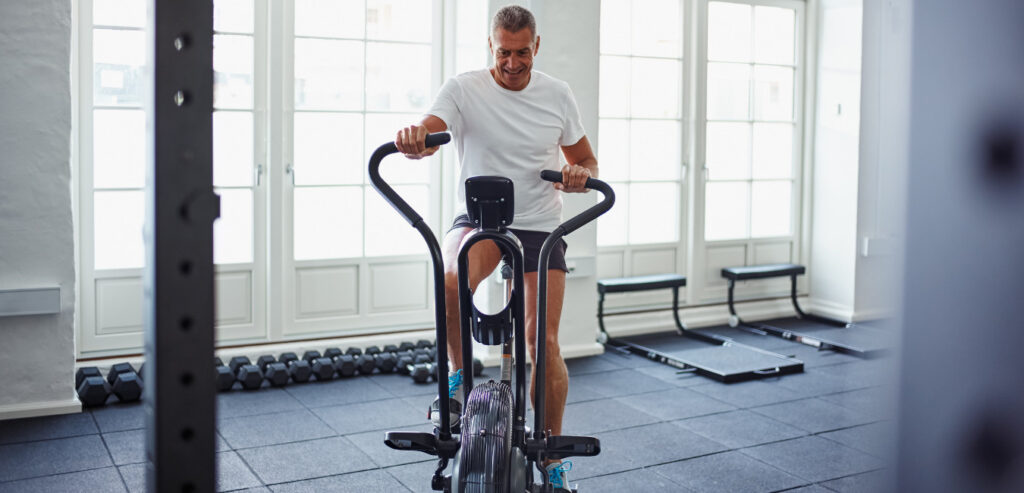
left=369, top=133, right=614, bottom=492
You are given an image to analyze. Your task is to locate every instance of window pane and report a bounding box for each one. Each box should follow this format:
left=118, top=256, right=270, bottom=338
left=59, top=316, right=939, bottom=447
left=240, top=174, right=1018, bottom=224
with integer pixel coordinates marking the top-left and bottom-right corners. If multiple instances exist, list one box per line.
left=214, top=0, right=254, bottom=34
left=752, top=123, right=793, bottom=179
left=93, top=109, right=145, bottom=189
left=214, top=188, right=253, bottom=264
left=600, top=0, right=631, bottom=55
left=599, top=56, right=630, bottom=118
left=213, top=34, right=254, bottom=110
left=631, top=57, right=681, bottom=119
left=294, top=39, right=364, bottom=110
left=366, top=42, right=432, bottom=112
left=629, top=120, right=681, bottom=181
left=93, top=29, right=145, bottom=106
left=597, top=119, right=629, bottom=182
left=365, top=185, right=429, bottom=256
left=294, top=187, right=363, bottom=260
left=751, top=181, right=791, bottom=237
left=294, top=112, right=364, bottom=186
left=704, top=181, right=749, bottom=241
left=706, top=62, right=750, bottom=120
left=754, top=6, right=795, bottom=65
left=367, top=0, right=431, bottom=43
left=213, top=111, right=254, bottom=187
left=629, top=183, right=678, bottom=244
left=93, top=0, right=145, bottom=27
left=705, top=122, right=750, bottom=180
left=597, top=183, right=629, bottom=246
left=753, top=65, right=794, bottom=121
left=94, top=191, right=144, bottom=269
left=364, top=113, right=431, bottom=185
left=455, top=0, right=489, bottom=74
left=295, top=0, right=365, bottom=38
left=708, top=2, right=751, bottom=62
left=632, top=0, right=682, bottom=58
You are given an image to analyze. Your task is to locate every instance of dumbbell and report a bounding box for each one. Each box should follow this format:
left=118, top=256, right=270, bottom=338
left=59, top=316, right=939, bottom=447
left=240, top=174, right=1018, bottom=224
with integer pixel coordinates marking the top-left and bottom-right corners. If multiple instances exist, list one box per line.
left=345, top=347, right=362, bottom=357
left=303, top=350, right=335, bottom=381
left=215, top=358, right=235, bottom=391
left=375, top=352, right=397, bottom=373
left=416, top=339, right=433, bottom=349
left=323, top=348, right=356, bottom=378
left=76, top=367, right=110, bottom=407
left=409, top=363, right=434, bottom=384
left=396, top=353, right=415, bottom=375
left=279, top=352, right=312, bottom=383
left=256, top=355, right=289, bottom=387
left=355, top=353, right=375, bottom=375
left=237, top=365, right=263, bottom=391
left=107, top=363, right=143, bottom=402
left=398, top=341, right=416, bottom=353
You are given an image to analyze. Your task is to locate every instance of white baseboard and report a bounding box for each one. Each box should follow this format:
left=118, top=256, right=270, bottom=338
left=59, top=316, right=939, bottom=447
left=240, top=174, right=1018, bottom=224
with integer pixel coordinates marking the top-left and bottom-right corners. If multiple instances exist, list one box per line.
left=0, top=397, right=81, bottom=421
left=805, top=298, right=856, bottom=322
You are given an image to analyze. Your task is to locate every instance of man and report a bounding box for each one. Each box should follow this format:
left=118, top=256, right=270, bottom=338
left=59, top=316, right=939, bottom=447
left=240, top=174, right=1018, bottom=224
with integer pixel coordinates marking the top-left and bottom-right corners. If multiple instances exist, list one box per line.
left=395, top=5, right=598, bottom=489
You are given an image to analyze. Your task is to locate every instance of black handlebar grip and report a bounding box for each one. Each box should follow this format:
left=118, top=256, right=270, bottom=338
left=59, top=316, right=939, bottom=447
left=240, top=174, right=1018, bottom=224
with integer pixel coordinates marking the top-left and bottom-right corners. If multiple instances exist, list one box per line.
left=539, top=169, right=615, bottom=235
left=424, top=132, right=452, bottom=148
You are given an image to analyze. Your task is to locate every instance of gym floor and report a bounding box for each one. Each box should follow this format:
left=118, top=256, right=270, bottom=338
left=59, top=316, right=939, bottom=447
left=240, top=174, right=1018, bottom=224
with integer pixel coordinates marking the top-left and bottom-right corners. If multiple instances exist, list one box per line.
left=0, top=319, right=896, bottom=493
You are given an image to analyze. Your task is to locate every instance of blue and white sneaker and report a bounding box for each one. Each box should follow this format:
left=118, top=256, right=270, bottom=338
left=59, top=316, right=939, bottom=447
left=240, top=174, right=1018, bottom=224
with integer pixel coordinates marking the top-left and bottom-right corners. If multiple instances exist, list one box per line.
left=546, top=461, right=573, bottom=491
left=430, top=369, right=463, bottom=430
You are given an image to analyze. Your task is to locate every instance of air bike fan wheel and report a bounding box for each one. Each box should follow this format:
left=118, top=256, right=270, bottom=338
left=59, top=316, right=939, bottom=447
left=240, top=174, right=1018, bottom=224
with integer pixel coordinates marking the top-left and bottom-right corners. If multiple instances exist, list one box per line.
left=453, top=380, right=527, bottom=493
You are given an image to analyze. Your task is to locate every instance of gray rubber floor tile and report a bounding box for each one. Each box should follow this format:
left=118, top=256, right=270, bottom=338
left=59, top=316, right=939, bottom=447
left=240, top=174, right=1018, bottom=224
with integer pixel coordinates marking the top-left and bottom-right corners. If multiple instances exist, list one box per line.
left=574, top=467, right=693, bottom=492
left=574, top=422, right=729, bottom=479
left=741, top=436, right=883, bottom=483
left=819, top=469, right=894, bottom=493
left=570, top=368, right=675, bottom=399
left=0, top=466, right=126, bottom=493
left=750, top=398, right=875, bottom=434
left=369, top=373, right=440, bottom=398
left=561, top=398, right=661, bottom=436
left=819, top=422, right=897, bottom=459
left=770, top=370, right=868, bottom=399
left=616, top=387, right=735, bottom=421
left=385, top=459, right=452, bottom=493
left=817, top=386, right=897, bottom=421
left=119, top=451, right=263, bottom=492
left=217, top=388, right=305, bottom=419
left=269, top=469, right=409, bottom=492
left=652, top=450, right=807, bottom=493
left=566, top=354, right=624, bottom=375
left=566, top=378, right=607, bottom=403
left=103, top=428, right=144, bottom=465
left=237, top=436, right=375, bottom=484
left=284, top=377, right=393, bottom=408
left=0, top=411, right=98, bottom=444
left=346, top=423, right=436, bottom=468
left=311, top=398, right=423, bottom=435
left=674, top=409, right=807, bottom=449
left=91, top=403, right=146, bottom=433
left=0, top=434, right=112, bottom=482
left=689, top=379, right=806, bottom=408
left=218, top=409, right=335, bottom=449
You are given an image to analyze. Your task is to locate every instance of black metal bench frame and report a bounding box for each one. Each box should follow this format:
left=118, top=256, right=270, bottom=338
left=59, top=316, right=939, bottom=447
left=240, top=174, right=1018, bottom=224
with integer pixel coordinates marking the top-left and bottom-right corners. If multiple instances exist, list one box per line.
left=722, top=264, right=871, bottom=355
left=596, top=274, right=803, bottom=383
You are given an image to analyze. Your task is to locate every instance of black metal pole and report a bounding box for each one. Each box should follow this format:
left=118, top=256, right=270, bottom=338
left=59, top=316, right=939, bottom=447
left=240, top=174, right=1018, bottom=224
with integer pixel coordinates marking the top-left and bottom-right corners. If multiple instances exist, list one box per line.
left=145, top=1, right=217, bottom=491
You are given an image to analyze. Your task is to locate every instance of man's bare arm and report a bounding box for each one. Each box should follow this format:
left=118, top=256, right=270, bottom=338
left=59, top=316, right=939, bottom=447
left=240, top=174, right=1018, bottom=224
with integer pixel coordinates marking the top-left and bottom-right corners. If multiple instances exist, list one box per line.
left=395, top=115, right=448, bottom=159
left=558, top=135, right=599, bottom=193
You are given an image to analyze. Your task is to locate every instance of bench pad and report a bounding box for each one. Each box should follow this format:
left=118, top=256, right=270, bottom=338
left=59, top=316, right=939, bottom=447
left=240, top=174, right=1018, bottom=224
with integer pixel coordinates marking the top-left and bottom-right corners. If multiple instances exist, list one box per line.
left=721, top=264, right=805, bottom=281
left=597, top=274, right=687, bottom=294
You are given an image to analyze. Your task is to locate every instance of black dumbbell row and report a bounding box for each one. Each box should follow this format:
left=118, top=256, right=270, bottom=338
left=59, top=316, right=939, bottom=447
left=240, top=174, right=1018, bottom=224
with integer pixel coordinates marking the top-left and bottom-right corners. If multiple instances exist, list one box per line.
left=77, top=339, right=488, bottom=406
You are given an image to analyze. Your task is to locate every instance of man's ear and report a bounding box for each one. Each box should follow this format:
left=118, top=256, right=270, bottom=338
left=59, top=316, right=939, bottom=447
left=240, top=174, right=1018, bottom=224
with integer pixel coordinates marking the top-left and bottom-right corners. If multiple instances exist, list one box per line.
left=488, top=36, right=493, bottom=54
left=534, top=35, right=541, bottom=55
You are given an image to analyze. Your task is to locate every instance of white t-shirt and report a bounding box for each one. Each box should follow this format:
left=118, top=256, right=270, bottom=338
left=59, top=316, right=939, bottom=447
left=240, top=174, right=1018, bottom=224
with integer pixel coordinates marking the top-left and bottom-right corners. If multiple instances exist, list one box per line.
left=426, top=69, right=586, bottom=232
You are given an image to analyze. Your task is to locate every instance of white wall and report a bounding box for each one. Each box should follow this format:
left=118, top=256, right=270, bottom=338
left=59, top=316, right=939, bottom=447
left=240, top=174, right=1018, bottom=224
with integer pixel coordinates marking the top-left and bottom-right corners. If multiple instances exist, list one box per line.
left=809, top=0, right=863, bottom=318
left=0, top=0, right=78, bottom=419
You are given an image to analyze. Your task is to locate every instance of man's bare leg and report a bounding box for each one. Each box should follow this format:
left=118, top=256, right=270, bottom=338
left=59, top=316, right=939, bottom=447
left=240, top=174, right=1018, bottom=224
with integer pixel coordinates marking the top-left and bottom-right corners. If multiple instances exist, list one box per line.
left=525, top=269, right=568, bottom=441
left=441, top=228, right=502, bottom=372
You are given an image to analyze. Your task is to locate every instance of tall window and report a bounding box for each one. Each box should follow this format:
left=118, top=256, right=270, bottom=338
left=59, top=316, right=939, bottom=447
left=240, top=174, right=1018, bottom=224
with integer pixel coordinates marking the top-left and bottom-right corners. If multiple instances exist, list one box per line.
left=597, top=0, right=685, bottom=247
left=291, top=0, right=435, bottom=261
left=703, top=1, right=798, bottom=241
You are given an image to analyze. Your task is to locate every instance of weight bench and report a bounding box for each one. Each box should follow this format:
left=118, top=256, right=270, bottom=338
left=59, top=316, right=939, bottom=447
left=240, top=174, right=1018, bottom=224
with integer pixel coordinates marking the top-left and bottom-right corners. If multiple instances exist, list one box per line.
left=597, top=274, right=802, bottom=383
left=722, top=263, right=889, bottom=357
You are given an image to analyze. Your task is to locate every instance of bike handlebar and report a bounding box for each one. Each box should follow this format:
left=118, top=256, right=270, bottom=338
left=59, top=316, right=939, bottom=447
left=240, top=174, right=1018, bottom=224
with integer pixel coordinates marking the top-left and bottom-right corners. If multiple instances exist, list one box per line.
left=539, top=169, right=616, bottom=236
left=368, top=132, right=452, bottom=226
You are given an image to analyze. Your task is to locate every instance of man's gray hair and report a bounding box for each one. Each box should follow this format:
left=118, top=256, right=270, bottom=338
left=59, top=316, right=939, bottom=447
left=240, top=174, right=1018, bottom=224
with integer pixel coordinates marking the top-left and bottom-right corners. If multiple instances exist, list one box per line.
left=492, top=4, right=537, bottom=39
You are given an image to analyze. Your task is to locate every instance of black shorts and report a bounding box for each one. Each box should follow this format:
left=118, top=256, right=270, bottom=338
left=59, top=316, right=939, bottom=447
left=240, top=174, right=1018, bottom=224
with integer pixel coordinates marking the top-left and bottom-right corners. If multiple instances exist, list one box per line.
left=449, top=214, right=569, bottom=273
